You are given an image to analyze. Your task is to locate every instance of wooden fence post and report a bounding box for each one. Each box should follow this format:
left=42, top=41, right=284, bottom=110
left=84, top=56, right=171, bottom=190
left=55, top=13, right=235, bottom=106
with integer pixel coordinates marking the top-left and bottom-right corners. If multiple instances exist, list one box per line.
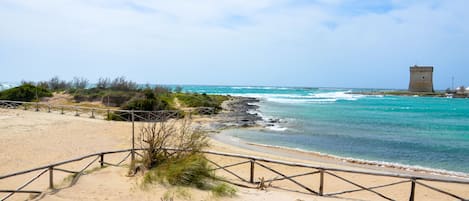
left=48, top=166, right=54, bottom=189
left=35, top=102, right=39, bottom=112
left=61, top=107, right=64, bottom=114
left=319, top=169, right=324, bottom=196
left=107, top=109, right=110, bottom=120
left=250, top=159, right=255, bottom=184
left=131, top=110, right=135, bottom=163
left=100, top=154, right=104, bottom=168
left=75, top=107, right=79, bottom=116
left=409, top=178, right=416, bottom=201
left=48, top=105, right=51, bottom=113
left=91, top=109, right=95, bottom=118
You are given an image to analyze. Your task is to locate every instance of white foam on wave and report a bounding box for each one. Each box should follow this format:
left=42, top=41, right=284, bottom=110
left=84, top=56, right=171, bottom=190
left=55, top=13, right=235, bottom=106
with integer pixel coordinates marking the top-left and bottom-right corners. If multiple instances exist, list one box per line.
left=308, top=91, right=365, bottom=101
left=230, top=86, right=292, bottom=90
left=225, top=91, right=370, bottom=104
left=266, top=125, right=288, bottom=132
left=266, top=98, right=336, bottom=104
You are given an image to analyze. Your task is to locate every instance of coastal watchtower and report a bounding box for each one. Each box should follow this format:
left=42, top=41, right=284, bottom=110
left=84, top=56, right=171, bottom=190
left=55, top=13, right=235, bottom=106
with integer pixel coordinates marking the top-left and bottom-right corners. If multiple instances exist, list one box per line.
left=408, top=65, right=434, bottom=92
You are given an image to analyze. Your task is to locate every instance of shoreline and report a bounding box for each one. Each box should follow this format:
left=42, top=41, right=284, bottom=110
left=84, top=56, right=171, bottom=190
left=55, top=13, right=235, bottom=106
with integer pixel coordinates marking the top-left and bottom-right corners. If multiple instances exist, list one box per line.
left=209, top=96, right=469, bottom=181
left=212, top=131, right=469, bottom=180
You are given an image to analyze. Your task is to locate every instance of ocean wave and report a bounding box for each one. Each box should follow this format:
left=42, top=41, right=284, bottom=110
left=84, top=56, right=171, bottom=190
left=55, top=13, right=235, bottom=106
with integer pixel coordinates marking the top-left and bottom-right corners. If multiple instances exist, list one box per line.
left=265, top=125, right=288, bottom=132
left=230, top=86, right=292, bottom=90
left=266, top=98, right=337, bottom=104
left=226, top=91, right=368, bottom=104
left=308, top=91, right=365, bottom=101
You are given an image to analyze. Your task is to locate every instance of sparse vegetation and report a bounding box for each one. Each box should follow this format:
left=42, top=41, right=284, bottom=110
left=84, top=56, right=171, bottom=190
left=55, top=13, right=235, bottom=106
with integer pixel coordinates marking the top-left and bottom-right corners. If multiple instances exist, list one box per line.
left=0, top=84, right=52, bottom=101
left=176, top=93, right=228, bottom=111
left=211, top=183, right=237, bottom=197
left=6, top=77, right=229, bottom=117
left=135, top=119, right=236, bottom=197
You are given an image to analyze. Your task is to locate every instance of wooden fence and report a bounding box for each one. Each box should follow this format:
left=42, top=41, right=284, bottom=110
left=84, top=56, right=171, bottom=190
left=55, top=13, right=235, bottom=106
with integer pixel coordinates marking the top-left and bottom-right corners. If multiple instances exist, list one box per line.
left=1, top=148, right=469, bottom=201
left=0, top=100, right=215, bottom=122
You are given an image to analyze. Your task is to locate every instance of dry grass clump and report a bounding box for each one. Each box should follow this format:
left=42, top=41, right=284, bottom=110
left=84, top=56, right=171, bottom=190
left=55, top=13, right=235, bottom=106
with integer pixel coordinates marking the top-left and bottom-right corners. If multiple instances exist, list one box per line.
left=134, top=118, right=236, bottom=198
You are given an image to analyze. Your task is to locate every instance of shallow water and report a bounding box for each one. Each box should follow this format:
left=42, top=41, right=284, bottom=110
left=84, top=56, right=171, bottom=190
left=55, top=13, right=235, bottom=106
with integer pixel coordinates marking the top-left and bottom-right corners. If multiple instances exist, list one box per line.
left=180, top=85, right=469, bottom=174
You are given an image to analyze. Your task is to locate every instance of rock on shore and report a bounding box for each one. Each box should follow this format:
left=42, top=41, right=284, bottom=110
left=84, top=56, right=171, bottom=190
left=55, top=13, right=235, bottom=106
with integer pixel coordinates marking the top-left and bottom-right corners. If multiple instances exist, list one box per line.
left=197, top=96, right=263, bottom=131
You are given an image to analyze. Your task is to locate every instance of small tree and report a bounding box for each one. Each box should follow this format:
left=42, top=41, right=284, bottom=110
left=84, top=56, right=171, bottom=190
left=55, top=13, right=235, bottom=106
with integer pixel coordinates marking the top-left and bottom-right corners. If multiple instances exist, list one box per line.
left=97, top=77, right=111, bottom=89
left=71, top=77, right=89, bottom=89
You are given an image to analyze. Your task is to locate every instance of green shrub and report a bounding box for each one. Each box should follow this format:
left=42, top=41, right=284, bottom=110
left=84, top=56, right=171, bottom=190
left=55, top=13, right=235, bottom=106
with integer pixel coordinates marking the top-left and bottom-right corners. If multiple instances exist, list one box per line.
left=176, top=93, right=228, bottom=111
left=143, top=154, right=236, bottom=197
left=0, top=84, right=52, bottom=101
left=154, top=154, right=213, bottom=188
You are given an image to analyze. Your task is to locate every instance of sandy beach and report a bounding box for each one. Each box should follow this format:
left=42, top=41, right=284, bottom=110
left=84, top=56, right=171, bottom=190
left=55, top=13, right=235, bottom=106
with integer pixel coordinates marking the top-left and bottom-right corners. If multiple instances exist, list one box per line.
left=1, top=108, right=469, bottom=201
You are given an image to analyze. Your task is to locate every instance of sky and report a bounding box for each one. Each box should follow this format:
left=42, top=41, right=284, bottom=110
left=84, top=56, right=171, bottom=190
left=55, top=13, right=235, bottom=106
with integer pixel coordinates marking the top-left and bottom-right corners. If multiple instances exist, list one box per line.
left=0, top=0, right=468, bottom=89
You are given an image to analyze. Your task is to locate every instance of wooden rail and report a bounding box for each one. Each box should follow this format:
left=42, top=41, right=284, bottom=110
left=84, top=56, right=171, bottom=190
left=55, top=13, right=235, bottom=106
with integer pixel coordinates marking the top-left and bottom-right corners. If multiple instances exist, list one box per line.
left=0, top=100, right=215, bottom=122
left=2, top=148, right=468, bottom=201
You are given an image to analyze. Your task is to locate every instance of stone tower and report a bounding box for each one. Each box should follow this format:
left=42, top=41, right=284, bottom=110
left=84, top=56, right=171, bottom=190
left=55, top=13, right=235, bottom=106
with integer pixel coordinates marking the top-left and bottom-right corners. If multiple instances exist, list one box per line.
left=408, top=65, right=434, bottom=92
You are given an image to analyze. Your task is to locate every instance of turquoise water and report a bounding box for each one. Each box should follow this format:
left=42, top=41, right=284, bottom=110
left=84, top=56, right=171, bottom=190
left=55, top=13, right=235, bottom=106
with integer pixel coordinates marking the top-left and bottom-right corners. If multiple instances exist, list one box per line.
left=181, top=85, right=469, bottom=174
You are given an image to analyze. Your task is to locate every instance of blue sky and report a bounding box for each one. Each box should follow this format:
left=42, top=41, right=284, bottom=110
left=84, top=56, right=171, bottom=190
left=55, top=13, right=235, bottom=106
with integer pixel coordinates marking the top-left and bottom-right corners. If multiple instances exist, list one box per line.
left=0, top=0, right=468, bottom=89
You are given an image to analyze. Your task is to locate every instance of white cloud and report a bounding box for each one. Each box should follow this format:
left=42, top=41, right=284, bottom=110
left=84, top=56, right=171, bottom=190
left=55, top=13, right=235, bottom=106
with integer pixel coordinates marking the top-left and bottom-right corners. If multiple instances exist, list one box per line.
left=0, top=0, right=468, bottom=87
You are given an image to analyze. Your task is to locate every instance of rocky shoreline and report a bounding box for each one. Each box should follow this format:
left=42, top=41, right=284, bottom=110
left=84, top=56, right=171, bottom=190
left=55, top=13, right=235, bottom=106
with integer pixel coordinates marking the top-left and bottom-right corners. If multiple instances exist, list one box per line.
left=195, top=96, right=264, bottom=131
left=218, top=96, right=263, bottom=127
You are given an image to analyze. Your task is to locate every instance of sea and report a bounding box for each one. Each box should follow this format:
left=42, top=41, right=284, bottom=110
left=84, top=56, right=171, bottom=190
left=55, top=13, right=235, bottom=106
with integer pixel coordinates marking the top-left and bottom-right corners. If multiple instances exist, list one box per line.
left=180, top=85, right=469, bottom=176
left=2, top=83, right=469, bottom=175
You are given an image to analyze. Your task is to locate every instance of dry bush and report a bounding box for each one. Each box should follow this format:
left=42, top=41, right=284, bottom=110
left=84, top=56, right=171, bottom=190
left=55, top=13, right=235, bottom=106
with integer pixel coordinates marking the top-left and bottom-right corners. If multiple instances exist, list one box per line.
left=135, top=118, right=236, bottom=197
left=137, top=117, right=208, bottom=170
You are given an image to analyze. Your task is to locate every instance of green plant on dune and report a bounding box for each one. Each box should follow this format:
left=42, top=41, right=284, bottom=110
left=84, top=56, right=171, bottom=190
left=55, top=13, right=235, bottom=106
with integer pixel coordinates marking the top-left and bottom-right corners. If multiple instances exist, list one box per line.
left=175, top=93, right=228, bottom=111
left=0, top=84, right=52, bottom=101
left=135, top=118, right=236, bottom=198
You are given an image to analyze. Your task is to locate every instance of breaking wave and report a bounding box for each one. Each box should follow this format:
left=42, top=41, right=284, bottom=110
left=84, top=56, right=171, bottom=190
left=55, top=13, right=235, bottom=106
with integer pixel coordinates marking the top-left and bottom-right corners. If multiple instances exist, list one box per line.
left=227, top=91, right=369, bottom=104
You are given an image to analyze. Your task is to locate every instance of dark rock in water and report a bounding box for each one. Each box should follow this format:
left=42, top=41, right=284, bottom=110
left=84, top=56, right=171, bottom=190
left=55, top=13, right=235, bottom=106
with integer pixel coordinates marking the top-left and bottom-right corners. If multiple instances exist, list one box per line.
left=267, top=118, right=280, bottom=123
left=210, top=96, right=262, bottom=129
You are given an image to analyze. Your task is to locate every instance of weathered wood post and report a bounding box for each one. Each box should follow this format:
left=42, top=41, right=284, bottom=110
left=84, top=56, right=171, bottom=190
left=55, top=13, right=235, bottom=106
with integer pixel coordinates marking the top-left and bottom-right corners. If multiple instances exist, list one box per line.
left=250, top=159, right=255, bottom=183
left=100, top=153, right=104, bottom=168
left=75, top=107, right=79, bottom=116
left=409, top=178, right=416, bottom=201
left=48, top=166, right=54, bottom=189
left=131, top=110, right=135, bottom=163
left=91, top=109, right=95, bottom=118
left=48, top=105, right=51, bottom=113
left=107, top=109, right=110, bottom=120
left=319, top=169, right=325, bottom=196
left=61, top=107, right=64, bottom=115
left=35, top=102, right=39, bottom=112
